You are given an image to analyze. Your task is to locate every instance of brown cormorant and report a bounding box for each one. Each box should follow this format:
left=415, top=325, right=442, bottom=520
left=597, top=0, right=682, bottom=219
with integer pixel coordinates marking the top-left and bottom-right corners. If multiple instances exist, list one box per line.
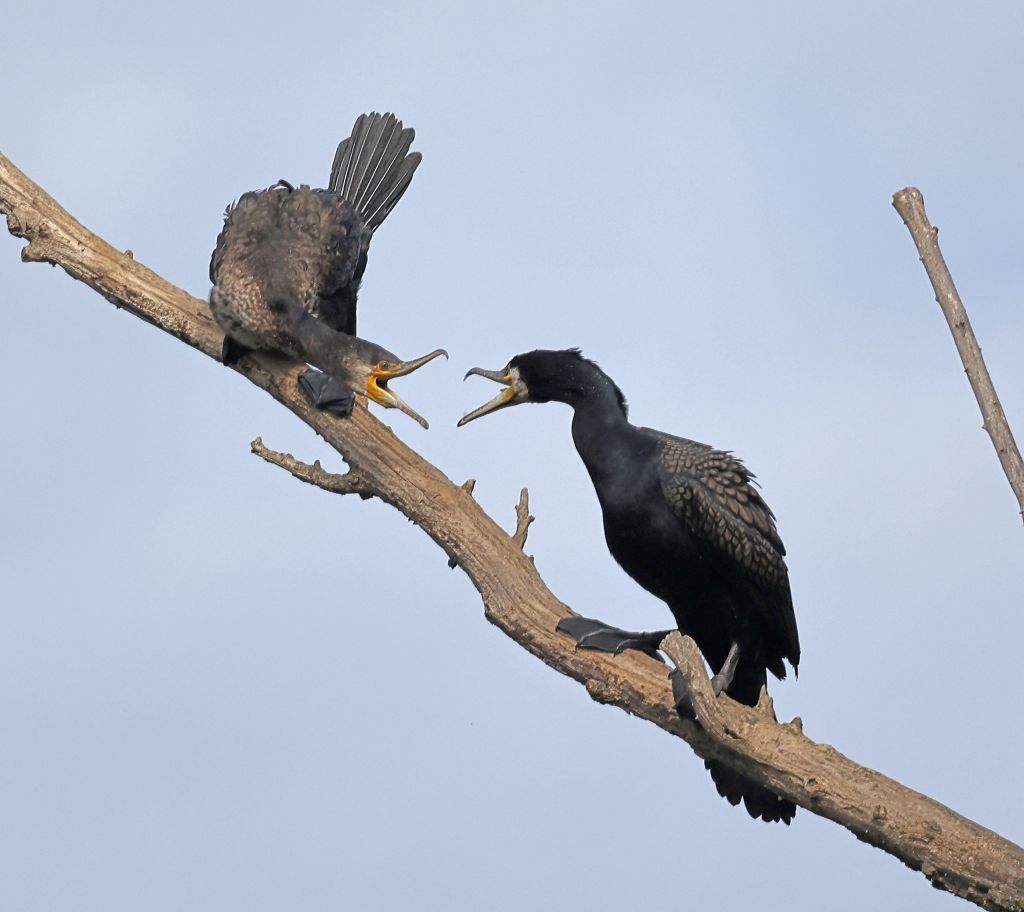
left=209, top=112, right=445, bottom=427
left=459, top=349, right=800, bottom=823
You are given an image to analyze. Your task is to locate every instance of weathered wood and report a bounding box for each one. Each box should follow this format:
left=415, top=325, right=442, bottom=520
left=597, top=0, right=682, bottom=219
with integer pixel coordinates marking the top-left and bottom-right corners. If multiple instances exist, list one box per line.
left=893, top=187, right=1024, bottom=522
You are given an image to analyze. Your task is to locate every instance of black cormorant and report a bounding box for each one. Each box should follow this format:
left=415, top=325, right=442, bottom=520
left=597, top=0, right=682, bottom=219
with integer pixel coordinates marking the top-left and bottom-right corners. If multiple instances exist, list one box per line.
left=459, top=349, right=800, bottom=823
left=209, top=112, right=445, bottom=427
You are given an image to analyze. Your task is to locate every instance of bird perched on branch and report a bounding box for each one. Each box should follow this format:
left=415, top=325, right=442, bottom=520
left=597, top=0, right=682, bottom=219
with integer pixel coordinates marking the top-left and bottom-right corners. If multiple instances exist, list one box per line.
left=209, top=112, right=446, bottom=427
left=460, top=348, right=800, bottom=823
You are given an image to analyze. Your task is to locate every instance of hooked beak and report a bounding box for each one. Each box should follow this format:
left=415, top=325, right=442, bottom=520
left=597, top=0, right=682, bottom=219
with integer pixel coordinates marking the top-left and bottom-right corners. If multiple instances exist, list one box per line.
left=458, top=365, right=527, bottom=427
left=366, top=348, right=448, bottom=429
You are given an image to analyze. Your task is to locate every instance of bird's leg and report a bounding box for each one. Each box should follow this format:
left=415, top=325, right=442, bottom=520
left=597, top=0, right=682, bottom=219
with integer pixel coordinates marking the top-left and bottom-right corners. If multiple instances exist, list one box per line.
left=670, top=668, right=697, bottom=721
left=297, top=370, right=356, bottom=418
left=556, top=615, right=671, bottom=663
left=710, top=640, right=740, bottom=697
left=221, top=335, right=253, bottom=367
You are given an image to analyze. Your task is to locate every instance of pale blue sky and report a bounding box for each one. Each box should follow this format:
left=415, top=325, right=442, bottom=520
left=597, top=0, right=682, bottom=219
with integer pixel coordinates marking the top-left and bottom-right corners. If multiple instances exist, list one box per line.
left=2, top=2, right=1023, bottom=909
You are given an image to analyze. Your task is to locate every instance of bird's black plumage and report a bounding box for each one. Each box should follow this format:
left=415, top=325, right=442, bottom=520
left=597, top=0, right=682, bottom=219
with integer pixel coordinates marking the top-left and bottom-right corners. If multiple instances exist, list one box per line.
left=460, top=349, right=800, bottom=823
left=208, top=113, right=443, bottom=427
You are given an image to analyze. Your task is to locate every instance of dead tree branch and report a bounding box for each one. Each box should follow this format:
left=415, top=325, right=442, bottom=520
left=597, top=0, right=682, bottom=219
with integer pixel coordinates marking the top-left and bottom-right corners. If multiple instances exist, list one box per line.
left=251, top=436, right=373, bottom=498
left=893, top=187, right=1024, bottom=521
left=4, top=150, right=1024, bottom=911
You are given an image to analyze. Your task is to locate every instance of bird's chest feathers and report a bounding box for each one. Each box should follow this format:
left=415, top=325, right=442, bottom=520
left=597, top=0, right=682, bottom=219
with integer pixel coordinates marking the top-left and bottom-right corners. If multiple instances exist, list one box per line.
left=600, top=480, right=691, bottom=559
left=577, top=444, right=699, bottom=600
left=584, top=453, right=691, bottom=571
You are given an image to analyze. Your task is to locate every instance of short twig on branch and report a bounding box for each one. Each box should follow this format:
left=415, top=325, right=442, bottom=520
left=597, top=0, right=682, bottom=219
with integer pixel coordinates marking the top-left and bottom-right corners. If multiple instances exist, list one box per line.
left=893, top=187, right=1024, bottom=521
left=251, top=437, right=373, bottom=498
left=4, top=150, right=1024, bottom=911
left=512, top=487, right=535, bottom=550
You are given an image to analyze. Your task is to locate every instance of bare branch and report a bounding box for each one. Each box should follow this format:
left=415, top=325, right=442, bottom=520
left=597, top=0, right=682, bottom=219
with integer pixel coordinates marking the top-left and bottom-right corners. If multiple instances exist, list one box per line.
left=250, top=437, right=374, bottom=498
left=893, top=187, right=1024, bottom=521
left=4, top=149, right=1024, bottom=911
left=511, top=487, right=534, bottom=550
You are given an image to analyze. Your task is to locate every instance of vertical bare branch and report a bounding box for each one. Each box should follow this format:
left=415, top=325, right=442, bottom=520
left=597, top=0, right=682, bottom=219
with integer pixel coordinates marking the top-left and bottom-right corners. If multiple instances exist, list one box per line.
left=893, top=187, right=1024, bottom=520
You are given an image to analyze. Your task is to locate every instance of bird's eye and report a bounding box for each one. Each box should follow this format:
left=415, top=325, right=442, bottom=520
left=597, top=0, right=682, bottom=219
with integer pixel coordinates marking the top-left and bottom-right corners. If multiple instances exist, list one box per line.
left=378, top=360, right=392, bottom=371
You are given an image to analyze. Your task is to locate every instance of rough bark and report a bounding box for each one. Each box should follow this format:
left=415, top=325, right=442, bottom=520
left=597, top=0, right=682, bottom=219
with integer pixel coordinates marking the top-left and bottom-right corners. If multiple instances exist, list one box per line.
left=893, top=187, right=1024, bottom=521
left=3, top=151, right=1023, bottom=911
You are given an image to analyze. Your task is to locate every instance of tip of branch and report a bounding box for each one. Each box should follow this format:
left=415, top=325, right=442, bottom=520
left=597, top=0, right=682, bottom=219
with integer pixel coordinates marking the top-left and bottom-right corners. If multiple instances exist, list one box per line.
left=892, top=186, right=921, bottom=203
left=891, top=186, right=928, bottom=226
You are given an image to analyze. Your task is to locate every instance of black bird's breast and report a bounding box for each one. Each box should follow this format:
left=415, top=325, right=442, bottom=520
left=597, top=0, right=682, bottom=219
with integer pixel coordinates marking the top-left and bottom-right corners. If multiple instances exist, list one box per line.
left=598, top=465, right=701, bottom=602
left=578, top=429, right=705, bottom=608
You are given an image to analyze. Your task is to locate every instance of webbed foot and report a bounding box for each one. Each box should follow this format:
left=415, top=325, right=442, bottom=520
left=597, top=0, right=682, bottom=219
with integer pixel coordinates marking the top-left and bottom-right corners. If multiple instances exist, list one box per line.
left=556, top=616, right=670, bottom=663
left=298, top=369, right=356, bottom=418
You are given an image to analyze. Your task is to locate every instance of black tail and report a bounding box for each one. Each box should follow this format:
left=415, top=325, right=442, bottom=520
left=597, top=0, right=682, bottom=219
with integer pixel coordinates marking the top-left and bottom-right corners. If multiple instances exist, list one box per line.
left=707, top=659, right=796, bottom=824
left=329, top=112, right=421, bottom=233
left=704, top=759, right=795, bottom=824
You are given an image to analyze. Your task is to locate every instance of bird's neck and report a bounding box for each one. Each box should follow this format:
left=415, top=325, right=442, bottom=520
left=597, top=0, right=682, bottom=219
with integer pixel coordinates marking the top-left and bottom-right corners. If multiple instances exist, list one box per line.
left=567, top=378, right=637, bottom=489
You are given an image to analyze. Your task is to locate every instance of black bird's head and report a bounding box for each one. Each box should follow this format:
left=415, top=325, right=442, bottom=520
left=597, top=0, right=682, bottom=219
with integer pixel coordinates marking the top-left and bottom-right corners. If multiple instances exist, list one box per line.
left=458, top=349, right=626, bottom=426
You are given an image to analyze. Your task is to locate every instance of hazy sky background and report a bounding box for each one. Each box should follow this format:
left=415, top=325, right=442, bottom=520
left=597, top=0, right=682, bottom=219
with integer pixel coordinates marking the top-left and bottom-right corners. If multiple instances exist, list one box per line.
left=3, top=2, right=1023, bottom=909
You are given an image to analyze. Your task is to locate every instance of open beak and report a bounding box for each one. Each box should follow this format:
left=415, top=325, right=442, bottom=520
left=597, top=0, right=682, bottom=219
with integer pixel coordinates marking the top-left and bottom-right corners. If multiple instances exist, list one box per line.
left=366, top=348, right=448, bottom=429
left=458, top=366, right=526, bottom=427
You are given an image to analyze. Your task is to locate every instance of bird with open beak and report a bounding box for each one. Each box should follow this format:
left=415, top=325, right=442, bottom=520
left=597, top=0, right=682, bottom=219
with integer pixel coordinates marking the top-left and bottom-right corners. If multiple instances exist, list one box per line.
left=209, top=112, right=446, bottom=428
left=457, top=364, right=530, bottom=426
left=459, top=349, right=800, bottom=824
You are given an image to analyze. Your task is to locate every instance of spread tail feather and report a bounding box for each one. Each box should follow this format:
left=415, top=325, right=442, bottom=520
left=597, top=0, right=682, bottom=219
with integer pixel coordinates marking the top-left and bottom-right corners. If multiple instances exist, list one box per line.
left=330, top=112, right=421, bottom=233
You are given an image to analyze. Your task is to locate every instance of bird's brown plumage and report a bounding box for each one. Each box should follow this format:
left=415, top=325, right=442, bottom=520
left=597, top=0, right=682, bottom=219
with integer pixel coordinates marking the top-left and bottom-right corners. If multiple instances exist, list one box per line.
left=209, top=112, right=420, bottom=354
left=209, top=183, right=368, bottom=351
